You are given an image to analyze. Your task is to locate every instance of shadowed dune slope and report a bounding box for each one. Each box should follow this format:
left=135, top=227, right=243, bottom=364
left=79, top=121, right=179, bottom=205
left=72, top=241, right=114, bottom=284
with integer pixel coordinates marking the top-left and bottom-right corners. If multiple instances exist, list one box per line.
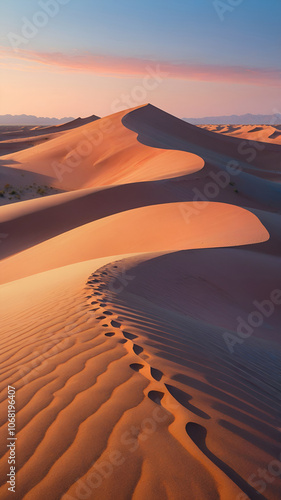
left=0, top=115, right=100, bottom=156
left=0, top=202, right=269, bottom=284
left=122, top=105, right=281, bottom=173
left=0, top=253, right=280, bottom=499
left=0, top=104, right=280, bottom=500
left=0, top=106, right=204, bottom=191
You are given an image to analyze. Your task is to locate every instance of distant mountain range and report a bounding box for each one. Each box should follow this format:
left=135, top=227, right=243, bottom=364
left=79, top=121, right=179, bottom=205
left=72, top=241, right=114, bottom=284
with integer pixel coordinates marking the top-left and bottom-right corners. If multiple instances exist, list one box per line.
left=183, top=113, right=281, bottom=125
left=0, top=114, right=75, bottom=125
left=2, top=112, right=281, bottom=127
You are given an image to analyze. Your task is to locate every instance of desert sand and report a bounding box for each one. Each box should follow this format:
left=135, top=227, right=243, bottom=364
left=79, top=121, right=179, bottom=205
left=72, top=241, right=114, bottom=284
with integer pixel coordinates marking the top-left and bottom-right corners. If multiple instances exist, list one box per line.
left=0, top=105, right=281, bottom=500
left=200, top=124, right=281, bottom=145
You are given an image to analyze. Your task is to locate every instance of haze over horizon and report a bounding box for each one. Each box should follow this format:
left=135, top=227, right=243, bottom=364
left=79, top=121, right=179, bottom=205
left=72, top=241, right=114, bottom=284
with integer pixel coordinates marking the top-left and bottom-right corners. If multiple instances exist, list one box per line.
left=1, top=110, right=281, bottom=127
left=1, top=0, right=281, bottom=119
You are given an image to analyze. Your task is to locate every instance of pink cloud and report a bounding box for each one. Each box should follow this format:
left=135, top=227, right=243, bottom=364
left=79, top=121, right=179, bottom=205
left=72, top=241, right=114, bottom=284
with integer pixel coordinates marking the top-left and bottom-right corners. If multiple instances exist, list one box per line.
left=1, top=47, right=280, bottom=86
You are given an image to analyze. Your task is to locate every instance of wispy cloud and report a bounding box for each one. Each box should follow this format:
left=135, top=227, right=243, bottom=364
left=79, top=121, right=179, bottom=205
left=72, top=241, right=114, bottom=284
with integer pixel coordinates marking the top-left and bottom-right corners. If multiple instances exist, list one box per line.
left=1, top=47, right=280, bottom=86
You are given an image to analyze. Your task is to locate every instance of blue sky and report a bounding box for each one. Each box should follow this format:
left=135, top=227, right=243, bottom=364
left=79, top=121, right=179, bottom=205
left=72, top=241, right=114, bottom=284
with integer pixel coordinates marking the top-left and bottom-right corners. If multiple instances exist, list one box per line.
left=1, top=0, right=280, bottom=117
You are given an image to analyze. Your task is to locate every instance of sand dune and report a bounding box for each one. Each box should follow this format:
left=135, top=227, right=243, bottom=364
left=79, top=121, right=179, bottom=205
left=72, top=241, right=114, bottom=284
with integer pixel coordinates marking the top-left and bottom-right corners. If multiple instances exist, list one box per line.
left=0, top=106, right=204, bottom=191
left=0, top=115, right=99, bottom=156
left=0, top=202, right=269, bottom=284
left=201, top=123, right=281, bottom=145
left=0, top=259, right=240, bottom=499
left=0, top=104, right=280, bottom=499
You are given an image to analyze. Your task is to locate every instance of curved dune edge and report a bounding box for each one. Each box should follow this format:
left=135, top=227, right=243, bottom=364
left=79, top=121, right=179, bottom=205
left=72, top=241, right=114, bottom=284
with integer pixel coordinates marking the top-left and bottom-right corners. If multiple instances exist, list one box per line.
left=0, top=106, right=204, bottom=191
left=0, top=103, right=280, bottom=500
left=0, top=202, right=269, bottom=285
left=0, top=115, right=100, bottom=156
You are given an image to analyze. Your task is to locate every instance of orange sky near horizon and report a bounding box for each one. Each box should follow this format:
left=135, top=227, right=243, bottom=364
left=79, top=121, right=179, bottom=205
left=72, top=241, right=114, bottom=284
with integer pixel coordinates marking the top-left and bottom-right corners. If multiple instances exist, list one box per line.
left=1, top=1, right=281, bottom=119
left=2, top=54, right=281, bottom=119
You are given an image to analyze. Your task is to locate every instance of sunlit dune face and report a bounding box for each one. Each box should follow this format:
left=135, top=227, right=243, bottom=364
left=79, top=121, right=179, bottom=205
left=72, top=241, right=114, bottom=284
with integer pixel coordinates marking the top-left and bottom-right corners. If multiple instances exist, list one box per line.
left=0, top=201, right=269, bottom=284
left=0, top=103, right=280, bottom=500
left=0, top=106, right=204, bottom=191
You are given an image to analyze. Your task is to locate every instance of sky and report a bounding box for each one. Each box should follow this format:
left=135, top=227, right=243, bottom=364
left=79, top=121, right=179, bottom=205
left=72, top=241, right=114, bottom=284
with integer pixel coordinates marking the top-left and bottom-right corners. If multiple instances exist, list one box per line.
left=0, top=0, right=281, bottom=119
